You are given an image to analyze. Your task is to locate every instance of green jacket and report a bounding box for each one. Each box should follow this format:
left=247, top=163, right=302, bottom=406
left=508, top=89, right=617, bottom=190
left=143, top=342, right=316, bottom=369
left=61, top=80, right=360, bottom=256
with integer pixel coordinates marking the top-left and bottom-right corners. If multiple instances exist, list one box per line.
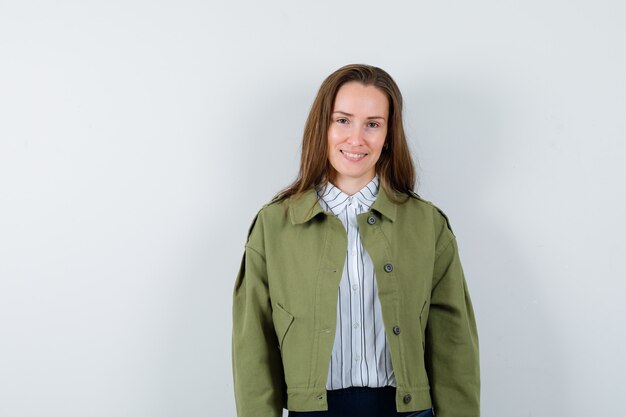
left=232, top=187, right=480, bottom=417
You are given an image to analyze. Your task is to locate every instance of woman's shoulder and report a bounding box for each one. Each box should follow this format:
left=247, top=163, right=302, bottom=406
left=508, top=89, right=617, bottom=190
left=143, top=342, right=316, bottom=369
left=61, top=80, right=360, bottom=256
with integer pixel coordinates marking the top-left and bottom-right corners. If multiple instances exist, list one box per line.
left=246, top=191, right=304, bottom=232
left=257, top=192, right=297, bottom=217
left=243, top=191, right=318, bottom=253
left=399, top=190, right=455, bottom=236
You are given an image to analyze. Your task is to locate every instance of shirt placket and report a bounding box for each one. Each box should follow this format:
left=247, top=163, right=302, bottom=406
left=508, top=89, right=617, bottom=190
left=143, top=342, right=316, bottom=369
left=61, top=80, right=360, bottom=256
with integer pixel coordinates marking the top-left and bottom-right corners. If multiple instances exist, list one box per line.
left=347, top=197, right=364, bottom=383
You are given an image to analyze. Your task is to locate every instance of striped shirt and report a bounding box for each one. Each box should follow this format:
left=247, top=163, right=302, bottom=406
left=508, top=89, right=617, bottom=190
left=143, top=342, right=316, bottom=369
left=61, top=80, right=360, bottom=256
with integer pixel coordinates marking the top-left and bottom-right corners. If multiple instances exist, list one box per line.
left=317, top=176, right=396, bottom=390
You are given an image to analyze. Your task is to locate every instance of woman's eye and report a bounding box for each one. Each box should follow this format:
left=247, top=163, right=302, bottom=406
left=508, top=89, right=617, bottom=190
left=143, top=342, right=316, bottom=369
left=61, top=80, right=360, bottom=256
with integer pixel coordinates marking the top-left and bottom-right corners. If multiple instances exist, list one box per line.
left=337, top=118, right=349, bottom=124
left=367, top=122, right=380, bottom=128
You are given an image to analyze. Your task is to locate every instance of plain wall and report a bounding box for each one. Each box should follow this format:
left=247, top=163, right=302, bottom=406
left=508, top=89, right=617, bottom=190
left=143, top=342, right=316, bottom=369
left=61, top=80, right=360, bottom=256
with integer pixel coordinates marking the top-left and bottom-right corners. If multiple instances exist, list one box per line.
left=1, top=1, right=625, bottom=416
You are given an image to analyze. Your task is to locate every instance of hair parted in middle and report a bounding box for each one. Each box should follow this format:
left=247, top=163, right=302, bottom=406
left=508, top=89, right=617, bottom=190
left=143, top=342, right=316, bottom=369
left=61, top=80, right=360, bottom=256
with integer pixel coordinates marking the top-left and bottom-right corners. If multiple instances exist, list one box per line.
left=274, top=63, right=416, bottom=204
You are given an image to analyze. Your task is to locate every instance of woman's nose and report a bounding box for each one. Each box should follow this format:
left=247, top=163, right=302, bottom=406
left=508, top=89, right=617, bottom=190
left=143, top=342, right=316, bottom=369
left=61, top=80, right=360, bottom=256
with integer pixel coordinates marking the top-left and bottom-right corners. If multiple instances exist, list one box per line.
left=346, top=125, right=365, bottom=145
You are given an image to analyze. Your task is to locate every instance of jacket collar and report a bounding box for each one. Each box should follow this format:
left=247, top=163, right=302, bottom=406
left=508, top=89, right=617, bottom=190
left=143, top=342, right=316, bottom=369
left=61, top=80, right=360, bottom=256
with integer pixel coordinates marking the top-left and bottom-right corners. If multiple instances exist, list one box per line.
left=289, top=184, right=397, bottom=225
left=371, top=186, right=397, bottom=222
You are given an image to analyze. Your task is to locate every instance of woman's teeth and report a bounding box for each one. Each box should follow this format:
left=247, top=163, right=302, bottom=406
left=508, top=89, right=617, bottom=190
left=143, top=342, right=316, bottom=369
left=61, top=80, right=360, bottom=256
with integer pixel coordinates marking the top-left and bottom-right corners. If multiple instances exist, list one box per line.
left=341, top=150, right=365, bottom=158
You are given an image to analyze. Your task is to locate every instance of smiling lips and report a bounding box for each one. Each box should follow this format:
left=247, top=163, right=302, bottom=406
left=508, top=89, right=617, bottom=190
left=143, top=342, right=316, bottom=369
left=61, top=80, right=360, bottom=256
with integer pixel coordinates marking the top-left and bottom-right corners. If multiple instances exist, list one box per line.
left=340, top=149, right=367, bottom=161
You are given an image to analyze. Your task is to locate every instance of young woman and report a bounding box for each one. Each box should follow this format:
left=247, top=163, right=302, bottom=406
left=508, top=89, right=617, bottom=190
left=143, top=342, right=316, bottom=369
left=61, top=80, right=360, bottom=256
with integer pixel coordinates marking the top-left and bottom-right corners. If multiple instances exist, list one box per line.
left=232, top=64, right=480, bottom=417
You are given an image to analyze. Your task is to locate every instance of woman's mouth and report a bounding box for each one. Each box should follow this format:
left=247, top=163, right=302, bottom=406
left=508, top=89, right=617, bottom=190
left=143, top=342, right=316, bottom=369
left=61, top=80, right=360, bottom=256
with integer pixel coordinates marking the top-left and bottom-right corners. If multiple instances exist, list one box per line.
left=340, top=150, right=367, bottom=161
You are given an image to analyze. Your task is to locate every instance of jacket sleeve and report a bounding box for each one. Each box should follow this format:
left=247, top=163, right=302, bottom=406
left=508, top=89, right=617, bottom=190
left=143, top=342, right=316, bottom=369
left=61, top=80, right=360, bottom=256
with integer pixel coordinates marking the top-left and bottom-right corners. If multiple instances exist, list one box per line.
left=425, top=225, right=480, bottom=417
left=232, top=213, right=285, bottom=417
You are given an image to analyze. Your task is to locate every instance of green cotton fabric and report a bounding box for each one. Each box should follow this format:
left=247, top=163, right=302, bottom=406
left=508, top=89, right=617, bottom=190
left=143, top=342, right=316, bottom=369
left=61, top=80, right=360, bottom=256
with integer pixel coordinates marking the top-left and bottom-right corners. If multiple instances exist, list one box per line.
left=232, top=188, right=480, bottom=417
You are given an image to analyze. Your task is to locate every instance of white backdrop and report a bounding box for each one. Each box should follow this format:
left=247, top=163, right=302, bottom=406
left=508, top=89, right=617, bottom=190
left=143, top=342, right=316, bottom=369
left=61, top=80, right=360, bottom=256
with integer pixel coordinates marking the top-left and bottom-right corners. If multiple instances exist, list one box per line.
left=1, top=1, right=625, bottom=416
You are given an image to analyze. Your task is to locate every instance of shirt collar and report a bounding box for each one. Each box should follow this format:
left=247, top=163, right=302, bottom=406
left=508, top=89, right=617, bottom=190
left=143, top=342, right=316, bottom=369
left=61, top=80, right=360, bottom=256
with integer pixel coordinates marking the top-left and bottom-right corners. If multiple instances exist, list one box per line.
left=287, top=183, right=394, bottom=225
left=317, top=176, right=379, bottom=216
left=288, top=180, right=398, bottom=225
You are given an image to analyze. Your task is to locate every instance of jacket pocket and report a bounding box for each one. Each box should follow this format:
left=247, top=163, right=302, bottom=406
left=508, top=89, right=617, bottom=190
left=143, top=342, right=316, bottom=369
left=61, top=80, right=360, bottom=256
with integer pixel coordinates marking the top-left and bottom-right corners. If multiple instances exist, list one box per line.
left=272, top=302, right=294, bottom=350
left=403, top=409, right=434, bottom=417
left=418, top=300, right=429, bottom=352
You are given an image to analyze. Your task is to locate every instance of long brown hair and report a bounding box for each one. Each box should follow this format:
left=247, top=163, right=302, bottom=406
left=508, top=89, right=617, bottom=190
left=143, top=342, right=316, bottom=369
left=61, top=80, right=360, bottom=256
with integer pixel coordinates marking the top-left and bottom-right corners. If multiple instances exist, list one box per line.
left=274, top=64, right=416, bottom=204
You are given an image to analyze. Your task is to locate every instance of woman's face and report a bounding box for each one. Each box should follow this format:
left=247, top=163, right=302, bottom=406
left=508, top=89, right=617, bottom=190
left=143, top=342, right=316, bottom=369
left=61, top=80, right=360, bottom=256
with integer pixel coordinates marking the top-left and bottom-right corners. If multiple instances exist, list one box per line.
left=327, top=81, right=389, bottom=193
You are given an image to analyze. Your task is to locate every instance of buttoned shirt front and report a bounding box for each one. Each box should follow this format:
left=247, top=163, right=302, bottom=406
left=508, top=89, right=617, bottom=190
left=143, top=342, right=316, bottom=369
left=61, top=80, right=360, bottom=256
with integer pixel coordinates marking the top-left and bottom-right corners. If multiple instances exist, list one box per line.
left=317, top=176, right=396, bottom=390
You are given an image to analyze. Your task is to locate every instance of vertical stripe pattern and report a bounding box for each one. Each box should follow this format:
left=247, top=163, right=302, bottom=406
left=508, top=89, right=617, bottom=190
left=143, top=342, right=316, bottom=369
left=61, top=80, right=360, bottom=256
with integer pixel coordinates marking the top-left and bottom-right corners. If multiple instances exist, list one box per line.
left=317, top=176, right=396, bottom=390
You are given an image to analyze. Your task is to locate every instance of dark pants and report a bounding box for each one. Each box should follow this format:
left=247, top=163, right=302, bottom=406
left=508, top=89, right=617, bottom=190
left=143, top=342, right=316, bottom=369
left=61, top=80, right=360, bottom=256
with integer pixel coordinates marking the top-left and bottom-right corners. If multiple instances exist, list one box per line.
left=288, top=386, right=434, bottom=417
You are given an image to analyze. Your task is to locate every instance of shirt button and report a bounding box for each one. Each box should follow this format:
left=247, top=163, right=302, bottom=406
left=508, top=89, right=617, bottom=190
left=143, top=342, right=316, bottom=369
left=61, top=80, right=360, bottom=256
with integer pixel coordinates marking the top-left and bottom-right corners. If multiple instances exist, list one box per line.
left=353, top=322, right=360, bottom=329
left=393, top=326, right=401, bottom=335
left=403, top=394, right=412, bottom=404
left=367, top=216, right=376, bottom=225
left=352, top=284, right=358, bottom=291
left=384, top=263, right=393, bottom=273
left=354, top=355, right=361, bottom=361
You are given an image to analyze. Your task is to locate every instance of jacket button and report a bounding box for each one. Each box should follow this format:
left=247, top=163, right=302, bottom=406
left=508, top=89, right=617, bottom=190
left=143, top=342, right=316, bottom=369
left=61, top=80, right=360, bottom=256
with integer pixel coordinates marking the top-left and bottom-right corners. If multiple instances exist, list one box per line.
left=393, top=326, right=401, bottom=335
left=403, top=394, right=412, bottom=404
left=384, top=263, right=393, bottom=273
left=367, top=216, right=376, bottom=225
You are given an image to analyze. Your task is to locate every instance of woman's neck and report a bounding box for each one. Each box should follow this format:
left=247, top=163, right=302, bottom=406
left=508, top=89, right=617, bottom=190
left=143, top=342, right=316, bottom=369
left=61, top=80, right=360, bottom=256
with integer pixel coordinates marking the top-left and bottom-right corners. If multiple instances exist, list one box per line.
left=331, top=174, right=376, bottom=196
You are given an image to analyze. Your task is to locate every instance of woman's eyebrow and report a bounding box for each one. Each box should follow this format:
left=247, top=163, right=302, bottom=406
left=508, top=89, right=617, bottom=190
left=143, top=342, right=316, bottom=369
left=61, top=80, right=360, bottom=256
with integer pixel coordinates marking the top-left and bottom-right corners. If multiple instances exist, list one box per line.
left=333, top=110, right=386, bottom=120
